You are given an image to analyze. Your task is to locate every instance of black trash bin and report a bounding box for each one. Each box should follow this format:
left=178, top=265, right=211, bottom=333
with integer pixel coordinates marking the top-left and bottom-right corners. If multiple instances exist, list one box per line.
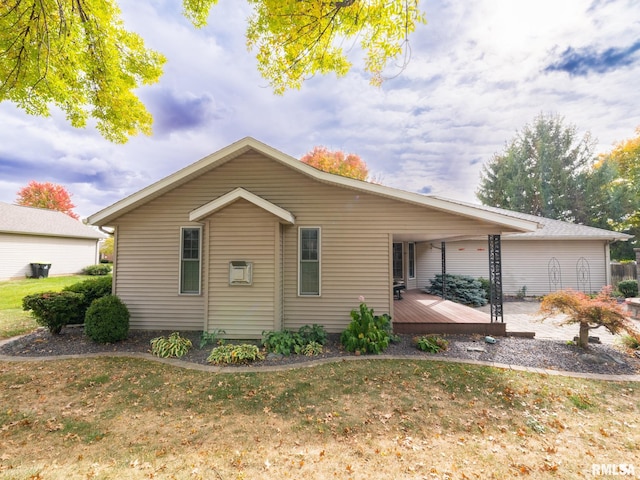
left=30, top=263, right=51, bottom=279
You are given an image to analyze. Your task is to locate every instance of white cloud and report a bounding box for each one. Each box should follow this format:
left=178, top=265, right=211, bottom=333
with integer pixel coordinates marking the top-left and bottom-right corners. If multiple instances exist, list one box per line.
left=1, top=0, right=639, bottom=217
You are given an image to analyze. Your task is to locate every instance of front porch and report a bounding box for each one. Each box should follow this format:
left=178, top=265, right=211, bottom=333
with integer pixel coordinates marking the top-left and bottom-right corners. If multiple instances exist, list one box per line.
left=392, top=289, right=506, bottom=336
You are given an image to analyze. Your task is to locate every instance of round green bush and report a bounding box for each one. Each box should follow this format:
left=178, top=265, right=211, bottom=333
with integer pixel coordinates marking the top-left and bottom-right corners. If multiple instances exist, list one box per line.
left=84, top=295, right=130, bottom=344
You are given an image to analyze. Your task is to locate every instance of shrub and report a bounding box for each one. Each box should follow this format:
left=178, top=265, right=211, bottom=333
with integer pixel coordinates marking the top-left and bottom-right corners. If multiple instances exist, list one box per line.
left=22, top=291, right=85, bottom=334
left=199, top=329, right=226, bottom=349
left=617, top=280, right=638, bottom=298
left=150, top=332, right=193, bottom=358
left=340, top=299, right=392, bottom=354
left=262, top=324, right=328, bottom=355
left=414, top=335, right=449, bottom=353
left=298, top=324, right=328, bottom=345
left=82, top=264, right=112, bottom=276
left=63, top=276, right=112, bottom=324
left=426, top=274, right=488, bottom=307
left=477, top=277, right=491, bottom=301
left=84, top=295, right=130, bottom=344
left=261, top=330, right=302, bottom=356
left=207, top=344, right=264, bottom=364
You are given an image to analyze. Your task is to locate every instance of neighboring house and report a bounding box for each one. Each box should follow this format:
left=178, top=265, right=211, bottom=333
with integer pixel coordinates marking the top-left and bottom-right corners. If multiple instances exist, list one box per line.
left=0, top=202, right=107, bottom=280
left=417, top=201, right=633, bottom=297
left=88, top=137, right=541, bottom=337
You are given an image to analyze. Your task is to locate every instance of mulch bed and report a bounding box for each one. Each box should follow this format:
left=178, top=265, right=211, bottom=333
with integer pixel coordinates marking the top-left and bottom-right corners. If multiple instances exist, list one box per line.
left=1, top=327, right=639, bottom=376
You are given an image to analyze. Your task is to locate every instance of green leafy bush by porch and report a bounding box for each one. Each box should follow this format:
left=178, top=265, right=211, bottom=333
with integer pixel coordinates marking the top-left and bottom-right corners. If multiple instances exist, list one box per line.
left=82, top=264, right=112, bottom=276
left=617, top=280, right=638, bottom=298
left=22, top=291, right=85, bottom=334
left=340, top=300, right=392, bottom=354
left=62, top=275, right=113, bottom=324
left=426, top=274, right=488, bottom=307
left=414, top=335, right=449, bottom=353
left=261, top=324, right=328, bottom=356
left=84, top=295, right=130, bottom=344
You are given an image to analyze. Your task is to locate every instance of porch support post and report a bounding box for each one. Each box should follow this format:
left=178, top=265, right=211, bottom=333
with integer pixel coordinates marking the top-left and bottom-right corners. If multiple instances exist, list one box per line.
left=488, top=235, right=504, bottom=323
left=441, top=241, right=446, bottom=300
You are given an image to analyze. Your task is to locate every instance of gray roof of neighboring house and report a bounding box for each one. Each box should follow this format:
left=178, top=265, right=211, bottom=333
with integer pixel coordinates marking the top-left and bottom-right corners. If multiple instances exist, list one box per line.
left=0, top=202, right=107, bottom=240
left=430, top=197, right=633, bottom=242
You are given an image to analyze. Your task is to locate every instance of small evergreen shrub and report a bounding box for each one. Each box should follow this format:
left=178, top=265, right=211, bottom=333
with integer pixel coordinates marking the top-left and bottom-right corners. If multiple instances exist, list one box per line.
left=22, top=291, right=85, bottom=334
left=150, top=332, right=193, bottom=358
left=617, top=280, right=638, bottom=298
left=340, top=300, right=392, bottom=354
left=426, top=274, right=488, bottom=306
left=84, top=295, right=130, bottom=344
left=63, top=276, right=113, bottom=324
left=82, top=264, right=112, bottom=276
left=414, top=335, right=449, bottom=353
left=207, top=344, right=264, bottom=364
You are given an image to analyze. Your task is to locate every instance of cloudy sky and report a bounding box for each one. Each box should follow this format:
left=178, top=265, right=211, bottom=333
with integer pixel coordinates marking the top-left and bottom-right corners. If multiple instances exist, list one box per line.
left=1, top=0, right=639, bottom=219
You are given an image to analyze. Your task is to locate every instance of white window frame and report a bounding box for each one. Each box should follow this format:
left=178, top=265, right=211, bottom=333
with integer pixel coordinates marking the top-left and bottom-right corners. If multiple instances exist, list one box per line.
left=298, top=227, right=321, bottom=296
left=179, top=226, right=202, bottom=295
left=408, top=242, right=416, bottom=279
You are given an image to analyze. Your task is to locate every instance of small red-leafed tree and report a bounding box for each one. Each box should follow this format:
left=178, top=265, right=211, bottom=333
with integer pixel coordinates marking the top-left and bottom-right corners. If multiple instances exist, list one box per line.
left=16, top=181, right=79, bottom=220
left=301, top=146, right=369, bottom=181
left=539, top=286, right=639, bottom=348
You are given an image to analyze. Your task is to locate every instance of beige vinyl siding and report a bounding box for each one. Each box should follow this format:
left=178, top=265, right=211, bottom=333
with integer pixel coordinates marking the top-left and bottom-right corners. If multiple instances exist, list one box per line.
left=419, top=239, right=611, bottom=296
left=0, top=233, right=99, bottom=280
left=206, top=199, right=279, bottom=338
left=110, top=152, right=519, bottom=332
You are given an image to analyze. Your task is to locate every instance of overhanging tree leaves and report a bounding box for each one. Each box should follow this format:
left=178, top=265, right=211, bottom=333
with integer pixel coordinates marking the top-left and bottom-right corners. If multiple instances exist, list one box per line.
left=301, top=146, right=369, bottom=180
left=16, top=180, right=79, bottom=219
left=1, top=0, right=425, bottom=141
left=476, top=113, right=596, bottom=222
left=0, top=0, right=166, bottom=143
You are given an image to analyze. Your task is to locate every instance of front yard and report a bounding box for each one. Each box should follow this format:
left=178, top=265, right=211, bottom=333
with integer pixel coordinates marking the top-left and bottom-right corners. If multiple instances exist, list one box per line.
left=0, top=357, right=638, bottom=479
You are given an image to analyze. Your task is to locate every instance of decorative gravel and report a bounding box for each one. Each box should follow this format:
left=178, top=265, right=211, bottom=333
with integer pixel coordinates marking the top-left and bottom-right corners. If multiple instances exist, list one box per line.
left=1, top=327, right=639, bottom=376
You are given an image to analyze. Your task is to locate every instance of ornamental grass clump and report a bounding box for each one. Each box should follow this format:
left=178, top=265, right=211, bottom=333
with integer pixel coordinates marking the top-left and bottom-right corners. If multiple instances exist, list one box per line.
left=340, top=297, right=392, bottom=354
left=540, top=286, right=640, bottom=349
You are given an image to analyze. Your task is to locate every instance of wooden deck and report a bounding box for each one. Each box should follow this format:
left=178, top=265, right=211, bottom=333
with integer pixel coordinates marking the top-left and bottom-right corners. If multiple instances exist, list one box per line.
left=392, top=289, right=506, bottom=336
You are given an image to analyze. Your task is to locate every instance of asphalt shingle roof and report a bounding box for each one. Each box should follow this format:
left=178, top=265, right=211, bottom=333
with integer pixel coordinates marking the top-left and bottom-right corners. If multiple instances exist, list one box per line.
left=0, top=202, right=106, bottom=239
left=429, top=197, right=633, bottom=241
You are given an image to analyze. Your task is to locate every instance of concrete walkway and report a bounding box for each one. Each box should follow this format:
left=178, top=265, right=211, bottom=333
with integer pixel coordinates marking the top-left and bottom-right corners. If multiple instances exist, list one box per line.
left=478, top=300, right=640, bottom=346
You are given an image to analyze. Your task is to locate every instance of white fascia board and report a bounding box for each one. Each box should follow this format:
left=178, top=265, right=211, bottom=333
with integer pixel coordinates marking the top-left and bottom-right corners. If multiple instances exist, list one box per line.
left=189, top=187, right=295, bottom=224
left=88, top=136, right=539, bottom=233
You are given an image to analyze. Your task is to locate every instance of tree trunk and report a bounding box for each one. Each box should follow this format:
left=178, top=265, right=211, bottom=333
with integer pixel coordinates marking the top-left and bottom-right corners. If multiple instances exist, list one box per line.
left=578, top=323, right=590, bottom=348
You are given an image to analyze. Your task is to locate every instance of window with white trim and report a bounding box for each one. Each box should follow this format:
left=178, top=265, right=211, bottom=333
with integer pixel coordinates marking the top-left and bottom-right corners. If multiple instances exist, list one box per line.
left=299, top=227, right=320, bottom=296
left=408, top=242, right=416, bottom=279
left=180, top=227, right=201, bottom=294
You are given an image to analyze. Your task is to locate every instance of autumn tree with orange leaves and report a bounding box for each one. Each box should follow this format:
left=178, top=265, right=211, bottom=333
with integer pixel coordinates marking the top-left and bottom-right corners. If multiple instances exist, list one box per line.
left=301, top=146, right=369, bottom=181
left=539, top=287, right=639, bottom=348
left=16, top=181, right=79, bottom=220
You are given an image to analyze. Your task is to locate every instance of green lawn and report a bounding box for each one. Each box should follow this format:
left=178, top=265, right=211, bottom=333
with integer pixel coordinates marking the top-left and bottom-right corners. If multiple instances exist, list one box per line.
left=0, top=275, right=91, bottom=338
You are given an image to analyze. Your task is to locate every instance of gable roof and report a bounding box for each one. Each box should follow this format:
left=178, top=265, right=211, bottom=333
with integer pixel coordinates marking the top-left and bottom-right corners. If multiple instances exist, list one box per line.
left=431, top=197, right=633, bottom=242
left=88, top=137, right=539, bottom=234
left=189, top=187, right=295, bottom=224
left=0, top=202, right=106, bottom=240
